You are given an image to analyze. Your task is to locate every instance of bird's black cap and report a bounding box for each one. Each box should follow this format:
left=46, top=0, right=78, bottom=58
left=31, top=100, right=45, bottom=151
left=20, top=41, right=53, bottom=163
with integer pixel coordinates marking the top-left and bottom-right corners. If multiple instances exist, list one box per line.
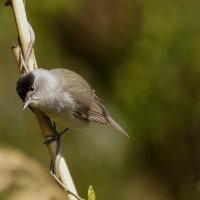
left=16, top=72, right=35, bottom=101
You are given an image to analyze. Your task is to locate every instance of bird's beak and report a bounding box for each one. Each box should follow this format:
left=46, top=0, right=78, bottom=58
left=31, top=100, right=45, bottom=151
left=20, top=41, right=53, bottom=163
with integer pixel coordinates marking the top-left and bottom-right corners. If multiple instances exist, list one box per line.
left=23, top=98, right=32, bottom=110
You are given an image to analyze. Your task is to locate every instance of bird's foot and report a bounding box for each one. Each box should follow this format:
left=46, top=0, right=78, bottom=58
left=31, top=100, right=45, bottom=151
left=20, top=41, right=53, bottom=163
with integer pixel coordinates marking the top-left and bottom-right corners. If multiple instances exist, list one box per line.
left=44, top=122, right=68, bottom=145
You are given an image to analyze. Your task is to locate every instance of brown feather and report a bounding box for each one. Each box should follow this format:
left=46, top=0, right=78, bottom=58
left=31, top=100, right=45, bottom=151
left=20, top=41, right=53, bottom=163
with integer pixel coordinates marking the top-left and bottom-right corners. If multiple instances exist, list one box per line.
left=88, top=101, right=129, bottom=137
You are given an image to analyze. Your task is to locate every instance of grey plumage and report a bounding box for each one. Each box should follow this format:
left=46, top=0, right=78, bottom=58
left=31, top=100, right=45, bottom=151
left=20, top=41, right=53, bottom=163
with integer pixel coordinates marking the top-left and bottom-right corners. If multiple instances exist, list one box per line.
left=16, top=68, right=128, bottom=137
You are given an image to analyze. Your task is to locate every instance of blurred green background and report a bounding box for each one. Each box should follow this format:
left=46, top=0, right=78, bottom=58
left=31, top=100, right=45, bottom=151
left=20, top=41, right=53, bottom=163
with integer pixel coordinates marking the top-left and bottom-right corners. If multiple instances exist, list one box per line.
left=1, top=0, right=200, bottom=199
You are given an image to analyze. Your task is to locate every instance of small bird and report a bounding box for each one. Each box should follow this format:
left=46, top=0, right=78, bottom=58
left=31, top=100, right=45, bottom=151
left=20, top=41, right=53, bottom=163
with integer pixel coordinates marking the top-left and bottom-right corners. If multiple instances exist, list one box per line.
left=16, top=68, right=128, bottom=137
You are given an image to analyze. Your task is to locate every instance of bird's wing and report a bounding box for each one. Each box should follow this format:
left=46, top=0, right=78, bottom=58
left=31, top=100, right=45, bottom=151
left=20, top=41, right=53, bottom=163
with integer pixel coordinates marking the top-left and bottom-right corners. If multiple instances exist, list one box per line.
left=88, top=98, right=110, bottom=124
left=71, top=93, right=109, bottom=124
left=87, top=98, right=129, bottom=137
left=70, top=96, right=129, bottom=137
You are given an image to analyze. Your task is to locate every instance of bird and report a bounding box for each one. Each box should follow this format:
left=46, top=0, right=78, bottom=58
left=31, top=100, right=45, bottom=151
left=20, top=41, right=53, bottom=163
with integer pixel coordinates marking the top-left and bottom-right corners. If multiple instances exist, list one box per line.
left=16, top=68, right=128, bottom=138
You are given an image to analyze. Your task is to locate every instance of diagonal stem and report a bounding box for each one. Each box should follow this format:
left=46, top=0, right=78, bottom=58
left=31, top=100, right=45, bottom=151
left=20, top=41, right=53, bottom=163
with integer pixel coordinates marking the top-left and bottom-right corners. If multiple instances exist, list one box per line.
left=5, top=0, right=79, bottom=199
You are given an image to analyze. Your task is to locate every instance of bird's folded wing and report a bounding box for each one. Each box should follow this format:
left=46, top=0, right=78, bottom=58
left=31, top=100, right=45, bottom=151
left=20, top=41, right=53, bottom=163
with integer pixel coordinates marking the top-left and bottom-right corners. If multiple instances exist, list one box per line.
left=87, top=102, right=109, bottom=124
left=71, top=101, right=109, bottom=124
left=72, top=100, right=129, bottom=137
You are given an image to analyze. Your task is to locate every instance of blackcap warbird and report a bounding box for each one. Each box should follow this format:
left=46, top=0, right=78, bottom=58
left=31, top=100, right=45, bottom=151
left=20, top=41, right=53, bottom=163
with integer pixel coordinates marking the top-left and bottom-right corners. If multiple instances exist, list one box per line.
left=16, top=68, right=128, bottom=137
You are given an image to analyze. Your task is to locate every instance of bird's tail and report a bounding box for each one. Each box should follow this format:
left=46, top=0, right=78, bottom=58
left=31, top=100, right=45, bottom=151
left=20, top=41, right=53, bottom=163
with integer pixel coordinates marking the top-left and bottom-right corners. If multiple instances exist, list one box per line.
left=107, top=115, right=129, bottom=138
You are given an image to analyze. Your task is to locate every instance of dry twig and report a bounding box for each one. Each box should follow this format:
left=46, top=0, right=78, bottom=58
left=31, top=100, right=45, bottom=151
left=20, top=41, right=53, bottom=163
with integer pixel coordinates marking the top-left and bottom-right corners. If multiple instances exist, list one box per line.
left=5, top=0, right=80, bottom=199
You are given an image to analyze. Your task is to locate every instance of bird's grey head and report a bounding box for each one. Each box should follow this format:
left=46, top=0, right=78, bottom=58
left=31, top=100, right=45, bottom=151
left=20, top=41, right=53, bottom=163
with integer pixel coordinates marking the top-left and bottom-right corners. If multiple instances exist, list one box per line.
left=16, top=68, right=58, bottom=110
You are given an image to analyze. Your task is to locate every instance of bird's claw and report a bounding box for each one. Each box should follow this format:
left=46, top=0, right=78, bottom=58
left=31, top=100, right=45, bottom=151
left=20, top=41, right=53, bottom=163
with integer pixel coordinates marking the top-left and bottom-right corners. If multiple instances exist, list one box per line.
left=43, top=122, right=68, bottom=145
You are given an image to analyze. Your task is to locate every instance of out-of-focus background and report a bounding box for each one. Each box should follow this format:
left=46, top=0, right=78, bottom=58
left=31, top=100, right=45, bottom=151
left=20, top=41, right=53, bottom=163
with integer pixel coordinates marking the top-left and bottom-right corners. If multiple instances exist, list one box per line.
left=1, top=0, right=200, bottom=199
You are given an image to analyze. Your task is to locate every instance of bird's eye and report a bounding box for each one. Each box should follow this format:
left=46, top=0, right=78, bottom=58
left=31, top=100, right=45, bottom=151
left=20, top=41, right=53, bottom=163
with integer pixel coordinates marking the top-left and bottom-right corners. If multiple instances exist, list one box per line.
left=30, top=85, right=35, bottom=92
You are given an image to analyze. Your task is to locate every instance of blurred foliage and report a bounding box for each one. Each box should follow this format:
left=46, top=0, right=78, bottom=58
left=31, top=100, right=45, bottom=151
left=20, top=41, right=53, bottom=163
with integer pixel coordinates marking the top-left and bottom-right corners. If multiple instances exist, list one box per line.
left=1, top=0, right=200, bottom=199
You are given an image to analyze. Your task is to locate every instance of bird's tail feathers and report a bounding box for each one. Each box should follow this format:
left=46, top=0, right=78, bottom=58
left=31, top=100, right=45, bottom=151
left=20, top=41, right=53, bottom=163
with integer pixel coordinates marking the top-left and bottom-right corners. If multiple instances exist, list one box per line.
left=107, top=115, right=129, bottom=138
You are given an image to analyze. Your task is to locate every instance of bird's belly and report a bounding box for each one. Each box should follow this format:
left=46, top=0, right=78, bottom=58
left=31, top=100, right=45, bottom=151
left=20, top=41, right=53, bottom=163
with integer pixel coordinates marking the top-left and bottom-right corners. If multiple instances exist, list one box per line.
left=46, top=111, right=88, bottom=130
